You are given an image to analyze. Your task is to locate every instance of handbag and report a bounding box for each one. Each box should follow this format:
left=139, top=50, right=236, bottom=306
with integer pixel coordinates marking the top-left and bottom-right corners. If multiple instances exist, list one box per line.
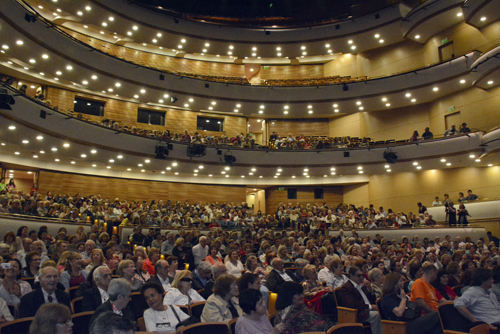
left=402, top=300, right=422, bottom=321
left=170, top=304, right=200, bottom=329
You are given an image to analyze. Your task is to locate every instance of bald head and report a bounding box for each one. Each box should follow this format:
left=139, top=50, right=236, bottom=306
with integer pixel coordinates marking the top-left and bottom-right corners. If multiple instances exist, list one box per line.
left=212, top=262, right=228, bottom=279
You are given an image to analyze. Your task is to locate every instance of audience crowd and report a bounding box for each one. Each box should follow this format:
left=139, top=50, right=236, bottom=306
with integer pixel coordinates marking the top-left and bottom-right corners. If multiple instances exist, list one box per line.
left=0, top=186, right=498, bottom=333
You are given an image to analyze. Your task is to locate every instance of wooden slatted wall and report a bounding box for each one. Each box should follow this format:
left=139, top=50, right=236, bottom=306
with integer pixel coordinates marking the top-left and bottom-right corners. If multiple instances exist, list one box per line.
left=268, top=119, right=330, bottom=137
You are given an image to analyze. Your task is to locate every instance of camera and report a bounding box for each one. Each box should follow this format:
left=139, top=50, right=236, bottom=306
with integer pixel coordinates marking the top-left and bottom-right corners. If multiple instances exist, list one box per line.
left=0, top=263, right=11, bottom=269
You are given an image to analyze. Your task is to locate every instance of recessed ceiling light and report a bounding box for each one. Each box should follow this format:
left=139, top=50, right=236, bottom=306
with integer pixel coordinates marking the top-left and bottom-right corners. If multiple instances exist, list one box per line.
left=51, top=147, right=57, bottom=151
left=16, top=40, right=23, bottom=45
left=133, top=25, right=138, bottom=30
left=71, top=161, right=76, bottom=164
left=36, top=135, right=43, bottom=140
left=81, top=154, right=86, bottom=158
left=446, top=162, right=451, bottom=166
left=351, top=46, right=356, bottom=50
left=405, top=93, right=411, bottom=97
left=77, top=11, right=83, bottom=16
left=8, top=125, right=16, bottom=130
left=480, top=17, right=486, bottom=21
left=374, top=34, right=380, bottom=38
left=22, top=140, right=29, bottom=144
left=433, top=87, right=439, bottom=91
left=82, top=80, right=88, bottom=85
left=416, top=166, right=422, bottom=170
left=102, top=22, right=107, bottom=27
left=359, top=171, right=363, bottom=174
left=387, top=169, right=391, bottom=172
left=356, top=101, right=362, bottom=105
left=475, top=159, right=481, bottom=162
left=488, top=164, right=493, bottom=167
left=29, top=59, right=36, bottom=63
left=411, top=98, right=416, bottom=102
left=359, top=107, right=364, bottom=110
left=42, top=54, right=49, bottom=59
left=325, top=44, right=330, bottom=48
left=63, top=143, right=70, bottom=147
left=54, top=158, right=59, bottom=161
left=172, top=162, right=178, bottom=166
left=469, top=154, right=475, bottom=158
left=33, top=155, right=38, bottom=158
left=134, top=95, right=139, bottom=99
left=277, top=53, right=281, bottom=56
left=415, top=35, right=420, bottom=39
left=382, top=97, right=387, bottom=102
left=379, top=40, right=384, bottom=43
left=140, top=89, right=146, bottom=94
left=457, top=12, right=463, bottom=17
left=386, top=103, right=391, bottom=107
left=487, top=80, right=494, bottom=85
left=348, top=40, right=353, bottom=44
left=40, top=150, right=45, bottom=154
left=175, top=172, right=179, bottom=175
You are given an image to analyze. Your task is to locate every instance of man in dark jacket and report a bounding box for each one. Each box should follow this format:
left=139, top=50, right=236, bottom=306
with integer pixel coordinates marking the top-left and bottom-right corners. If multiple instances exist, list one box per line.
left=336, top=266, right=382, bottom=334
left=82, top=265, right=112, bottom=311
left=266, top=258, right=299, bottom=293
left=19, top=266, right=71, bottom=318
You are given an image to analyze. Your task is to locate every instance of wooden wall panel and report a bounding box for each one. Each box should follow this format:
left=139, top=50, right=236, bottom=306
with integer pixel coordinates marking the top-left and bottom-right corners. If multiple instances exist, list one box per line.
left=38, top=171, right=246, bottom=204
left=64, top=29, right=246, bottom=77
left=45, top=87, right=246, bottom=138
left=268, top=119, right=329, bottom=137
left=259, top=65, right=324, bottom=80
left=266, top=186, right=343, bottom=214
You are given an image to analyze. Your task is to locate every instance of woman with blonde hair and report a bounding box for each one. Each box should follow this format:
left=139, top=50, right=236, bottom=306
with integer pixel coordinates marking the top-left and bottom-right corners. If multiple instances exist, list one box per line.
left=163, top=269, right=205, bottom=306
left=85, top=248, right=105, bottom=272
left=29, top=303, right=73, bottom=334
left=172, top=238, right=189, bottom=269
left=277, top=245, right=293, bottom=263
left=118, top=259, right=143, bottom=291
left=56, top=251, right=73, bottom=272
left=59, top=252, right=88, bottom=290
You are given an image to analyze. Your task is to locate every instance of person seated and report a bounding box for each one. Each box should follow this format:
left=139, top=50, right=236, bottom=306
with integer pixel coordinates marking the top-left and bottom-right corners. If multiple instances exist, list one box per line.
left=192, top=261, right=212, bottom=291
left=82, top=265, right=112, bottom=312
left=29, top=303, right=72, bottom=334
left=318, top=257, right=348, bottom=290
left=201, top=274, right=242, bottom=322
left=19, top=266, right=71, bottom=318
left=459, top=122, right=471, bottom=134
left=225, top=249, right=244, bottom=278
left=380, top=273, right=443, bottom=334
left=236, top=289, right=285, bottom=334
left=455, top=268, right=500, bottom=333
left=302, top=264, right=330, bottom=298
left=90, top=278, right=135, bottom=328
left=142, top=282, right=189, bottom=333
left=266, top=258, right=299, bottom=293
left=336, top=266, right=382, bottom=334
left=274, top=281, right=330, bottom=334
left=465, top=189, right=479, bottom=201
left=0, top=258, right=32, bottom=308
left=163, top=270, right=205, bottom=306
left=59, top=252, right=89, bottom=291
left=432, top=269, right=458, bottom=302
left=89, top=311, right=136, bottom=334
left=422, top=127, right=434, bottom=140
left=147, top=259, right=171, bottom=294
left=368, top=267, right=384, bottom=300
left=0, top=295, right=14, bottom=323
left=410, top=261, right=439, bottom=314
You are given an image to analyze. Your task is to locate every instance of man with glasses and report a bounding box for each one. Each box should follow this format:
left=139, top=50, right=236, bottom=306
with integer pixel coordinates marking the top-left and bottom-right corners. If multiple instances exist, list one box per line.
left=337, top=266, right=382, bottom=334
left=90, top=278, right=134, bottom=329
left=83, top=265, right=113, bottom=311
left=192, top=261, right=212, bottom=291
left=147, top=259, right=171, bottom=293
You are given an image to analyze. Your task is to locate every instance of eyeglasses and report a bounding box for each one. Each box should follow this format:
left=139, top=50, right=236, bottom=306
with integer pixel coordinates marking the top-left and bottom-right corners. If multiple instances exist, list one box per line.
left=180, top=278, right=193, bottom=283
left=156, top=323, right=172, bottom=328
left=56, top=320, right=72, bottom=326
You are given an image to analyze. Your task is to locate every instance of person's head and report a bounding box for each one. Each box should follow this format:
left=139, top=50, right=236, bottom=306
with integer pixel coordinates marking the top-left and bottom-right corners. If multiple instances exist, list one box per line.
left=471, top=268, right=494, bottom=290
left=22, top=237, right=33, bottom=252
left=39, top=266, right=60, bottom=293
left=91, top=248, right=105, bottom=264
left=199, top=236, right=208, bottom=248
left=381, top=272, right=403, bottom=297
left=271, top=257, right=284, bottom=271
left=171, top=269, right=193, bottom=290
left=64, top=252, right=82, bottom=272
left=212, top=262, right=228, bottom=279
left=26, top=251, right=41, bottom=269
left=422, top=261, right=438, bottom=282
left=118, top=259, right=136, bottom=278
left=197, top=261, right=212, bottom=280
left=141, top=283, right=164, bottom=311
left=294, top=258, right=309, bottom=274
left=85, top=240, right=96, bottom=253
left=3, top=258, right=22, bottom=280
left=348, top=266, right=364, bottom=285
left=56, top=240, right=68, bottom=255
left=93, top=265, right=112, bottom=290
left=368, top=267, right=384, bottom=286
left=238, top=273, right=260, bottom=293
left=213, top=274, right=238, bottom=299
left=275, top=282, right=304, bottom=310
left=239, top=289, right=266, bottom=316
left=107, top=278, right=132, bottom=309
left=154, top=259, right=170, bottom=280
left=302, top=264, right=318, bottom=281
left=89, top=311, right=135, bottom=334
left=29, top=303, right=72, bottom=334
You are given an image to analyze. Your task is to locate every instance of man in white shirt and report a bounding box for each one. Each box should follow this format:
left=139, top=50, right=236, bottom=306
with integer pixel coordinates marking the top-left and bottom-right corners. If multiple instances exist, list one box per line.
left=191, top=236, right=209, bottom=267
left=17, top=237, right=33, bottom=267
left=266, top=258, right=298, bottom=293
left=147, top=260, right=171, bottom=293
left=83, top=265, right=112, bottom=311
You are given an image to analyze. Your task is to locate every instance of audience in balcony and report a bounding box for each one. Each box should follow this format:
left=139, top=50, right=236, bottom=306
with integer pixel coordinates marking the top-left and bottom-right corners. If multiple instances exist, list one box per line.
left=444, top=124, right=459, bottom=136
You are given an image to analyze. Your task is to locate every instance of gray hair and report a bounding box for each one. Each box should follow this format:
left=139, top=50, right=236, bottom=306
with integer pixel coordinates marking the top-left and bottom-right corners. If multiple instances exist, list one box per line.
left=85, top=239, right=96, bottom=246
left=197, top=260, right=212, bottom=273
left=212, top=262, right=227, bottom=276
left=107, top=278, right=131, bottom=302
left=39, top=266, right=59, bottom=280
left=271, top=257, right=283, bottom=268
left=368, top=268, right=383, bottom=282
left=294, top=258, right=308, bottom=268
left=93, top=265, right=110, bottom=281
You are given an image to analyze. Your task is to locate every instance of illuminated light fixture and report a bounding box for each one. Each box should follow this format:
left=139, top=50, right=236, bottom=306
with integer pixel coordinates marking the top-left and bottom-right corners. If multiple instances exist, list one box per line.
left=415, top=35, right=420, bottom=39
left=276, top=47, right=281, bottom=51
left=348, top=40, right=353, bottom=44
left=440, top=159, right=446, bottom=162
left=325, top=44, right=330, bottom=48
left=107, top=166, right=111, bottom=169
left=487, top=80, right=494, bottom=85
left=405, top=93, right=411, bottom=97
left=29, top=59, right=36, bottom=63
left=66, top=65, right=73, bottom=70
left=351, top=46, right=356, bottom=50
left=469, top=154, right=475, bottom=158
left=234, top=109, right=239, bottom=112
left=356, top=101, right=362, bottom=105
left=184, top=104, right=189, bottom=107
left=209, top=107, right=213, bottom=110
left=16, top=40, right=23, bottom=45
left=36, top=135, right=43, bottom=140
left=77, top=11, right=83, bottom=16
left=82, top=80, right=88, bottom=85
left=22, top=140, right=29, bottom=144
left=115, top=82, right=121, bottom=87
left=140, top=89, right=146, bottom=94
left=413, top=162, right=419, bottom=165
left=387, top=169, right=391, bottom=172
left=108, top=88, right=113, bottom=92
left=277, top=53, right=281, bottom=56
left=172, top=162, right=178, bottom=166
left=205, top=43, right=210, bottom=47
left=91, top=75, right=97, bottom=80
left=382, top=97, right=387, bottom=102
left=102, top=22, right=107, bottom=27
left=488, top=164, right=493, bottom=167
left=134, top=95, right=139, bottom=99
left=109, top=159, right=114, bottom=163
left=127, top=32, right=132, bottom=36
left=386, top=103, right=391, bottom=107
left=181, top=39, right=186, bottom=43
left=33, top=155, right=38, bottom=158
left=175, top=172, right=179, bottom=175
left=457, top=12, right=462, bottom=17
left=40, top=150, right=45, bottom=154
left=51, top=147, right=58, bottom=151
left=81, top=154, right=86, bottom=157
left=308, top=110, right=313, bottom=114
left=416, top=166, right=422, bottom=170
left=475, top=159, right=481, bottom=162
left=359, top=171, right=364, bottom=174
left=54, top=158, right=59, bottom=161
left=460, top=79, right=466, bottom=84
left=480, top=17, right=486, bottom=21
left=379, top=40, right=384, bottom=43
left=433, top=87, right=439, bottom=91
left=359, top=107, right=364, bottom=110
left=446, top=162, right=451, bottom=166
left=63, top=143, right=70, bottom=147
left=117, top=155, right=123, bottom=159
left=132, top=25, right=138, bottom=30
left=411, top=98, right=416, bottom=102
left=8, top=125, right=16, bottom=130
left=71, top=161, right=75, bottom=164
left=42, top=54, right=49, bottom=59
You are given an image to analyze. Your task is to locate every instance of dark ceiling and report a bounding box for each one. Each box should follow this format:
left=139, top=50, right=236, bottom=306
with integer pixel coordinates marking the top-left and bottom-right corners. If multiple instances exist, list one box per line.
left=132, top=0, right=399, bottom=27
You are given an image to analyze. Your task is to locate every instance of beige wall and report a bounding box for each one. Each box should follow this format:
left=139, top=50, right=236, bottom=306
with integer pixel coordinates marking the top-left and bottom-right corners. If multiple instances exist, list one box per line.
left=328, top=113, right=362, bottom=138
left=324, top=54, right=359, bottom=77
left=343, top=166, right=500, bottom=214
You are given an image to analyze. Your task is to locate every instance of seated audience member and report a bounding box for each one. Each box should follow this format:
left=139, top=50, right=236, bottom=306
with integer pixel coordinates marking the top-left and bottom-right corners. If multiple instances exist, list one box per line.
left=147, top=259, right=171, bottom=294
left=201, top=274, right=242, bottom=322
left=380, top=273, right=443, bottom=334
left=118, top=259, right=143, bottom=291
left=192, top=236, right=209, bottom=267
left=89, top=311, right=136, bottom=334
left=19, top=266, right=71, bottom=318
left=85, top=248, right=105, bottom=272
left=422, top=127, right=434, bottom=140
left=0, top=258, right=32, bottom=307
left=29, top=303, right=72, bottom=334
left=226, top=249, right=244, bottom=278
left=410, top=261, right=439, bottom=314
left=23, top=251, right=42, bottom=279
left=444, top=124, right=458, bottom=136
left=59, top=252, right=89, bottom=291
left=274, top=281, right=330, bottom=334
left=90, top=278, right=134, bottom=328
left=465, top=189, right=479, bottom=201
left=432, top=269, right=458, bottom=301
left=491, top=265, right=500, bottom=303
left=166, top=255, right=179, bottom=282
left=143, top=247, right=160, bottom=276
left=163, top=269, right=205, bottom=306
left=459, top=122, right=471, bottom=134
left=266, top=258, right=298, bottom=293
left=205, top=245, right=223, bottom=265
left=0, top=295, right=14, bottom=323
left=82, top=265, right=112, bottom=312
left=337, top=266, right=382, bottom=334
left=455, top=268, right=500, bottom=333
left=368, top=268, right=385, bottom=300
left=302, top=264, right=329, bottom=298
left=192, top=261, right=212, bottom=291
left=142, top=282, right=189, bottom=333
left=320, top=258, right=348, bottom=290
left=201, top=262, right=227, bottom=300
left=236, top=289, right=285, bottom=334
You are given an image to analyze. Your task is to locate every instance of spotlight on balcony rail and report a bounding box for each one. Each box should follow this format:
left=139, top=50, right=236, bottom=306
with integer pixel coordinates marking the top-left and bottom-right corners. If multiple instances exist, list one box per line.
left=170, top=97, right=177, bottom=103
left=343, top=84, right=349, bottom=91
left=384, top=149, right=398, bottom=164
left=24, top=13, right=37, bottom=23
left=159, top=73, right=165, bottom=81
left=155, top=144, right=168, bottom=159
left=187, top=144, right=206, bottom=158
left=224, top=152, right=236, bottom=167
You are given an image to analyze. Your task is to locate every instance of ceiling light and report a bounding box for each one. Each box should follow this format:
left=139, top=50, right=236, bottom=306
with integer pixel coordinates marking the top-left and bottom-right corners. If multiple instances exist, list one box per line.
left=133, top=25, right=138, bottom=30
left=108, top=88, right=113, bottom=92
left=51, top=147, right=57, bottom=151
left=440, top=159, right=446, bottom=162
left=16, top=40, right=23, bottom=45
left=415, top=35, right=420, bottom=39
left=469, top=154, right=475, bottom=158
left=386, top=103, right=391, bottom=107
left=42, top=54, right=49, bottom=59
left=40, top=150, right=45, bottom=154
left=140, top=89, right=146, bottom=94
left=488, top=164, right=493, bottom=167
left=134, top=95, right=139, bottom=99
left=77, top=11, right=83, bottom=16
left=387, top=169, right=391, bottom=172
left=351, top=46, right=356, bottom=50
left=405, top=93, right=411, bottom=97
left=117, top=155, right=123, bottom=159
left=433, top=87, right=439, bottom=91
left=374, top=34, right=380, bottom=38
left=8, top=125, right=16, bottom=130
left=411, top=98, right=416, bottom=102
left=382, top=97, right=387, bottom=102
left=81, top=154, right=86, bottom=157
left=446, top=162, right=451, bottom=166
left=109, top=159, right=114, bottom=163
left=82, top=80, right=88, bottom=85
left=480, top=17, right=486, bottom=21
left=416, top=166, right=422, bottom=170
left=359, top=107, right=364, bottom=110
left=172, top=162, right=178, bottom=166
left=487, top=80, right=494, bottom=85
left=102, top=22, right=107, bottom=27
left=359, top=171, right=363, bottom=174
left=475, top=159, right=481, bottom=162
left=460, top=79, right=466, bottom=84
left=54, top=158, right=59, bottom=161
left=91, top=75, right=97, bottom=80
left=71, top=161, right=75, bottom=164
left=33, top=155, right=38, bottom=158
left=66, top=65, right=73, bottom=70
left=175, top=172, right=179, bottom=175
left=127, top=32, right=132, bottom=36
left=36, top=135, right=43, bottom=140
left=277, top=53, right=281, bottom=56
left=457, top=12, right=463, bottom=17
left=63, top=143, right=70, bottom=147
left=22, top=140, right=29, bottom=144
left=29, top=59, right=36, bottom=63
